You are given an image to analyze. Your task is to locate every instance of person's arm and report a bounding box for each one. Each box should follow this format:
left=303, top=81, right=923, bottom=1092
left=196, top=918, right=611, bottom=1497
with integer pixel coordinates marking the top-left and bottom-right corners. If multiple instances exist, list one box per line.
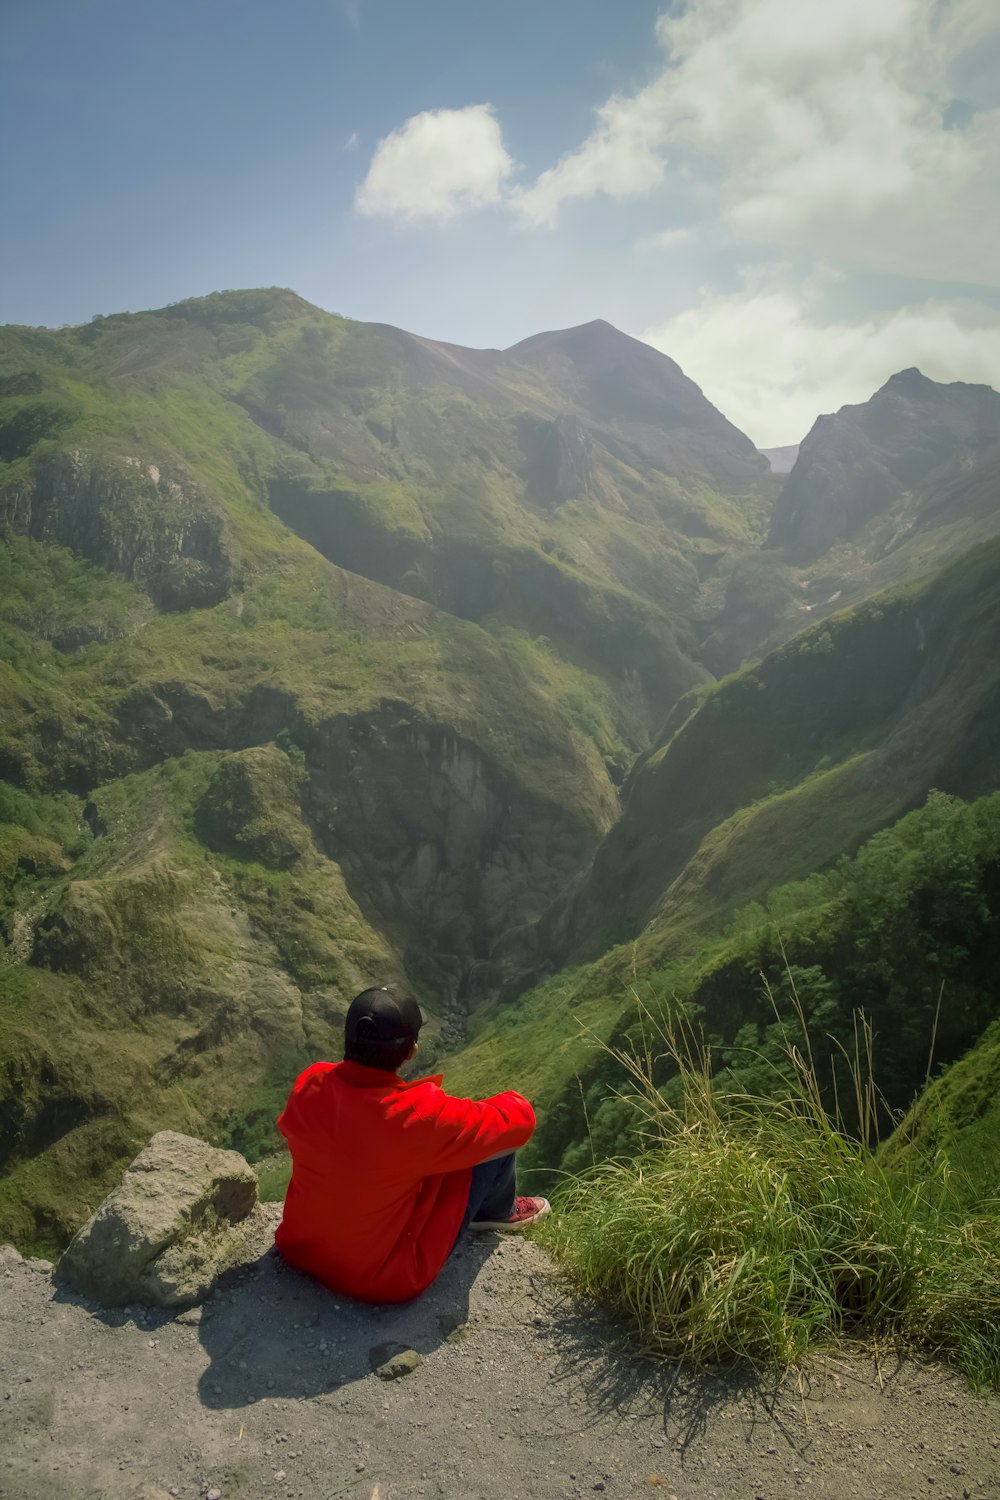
left=400, top=1084, right=535, bottom=1174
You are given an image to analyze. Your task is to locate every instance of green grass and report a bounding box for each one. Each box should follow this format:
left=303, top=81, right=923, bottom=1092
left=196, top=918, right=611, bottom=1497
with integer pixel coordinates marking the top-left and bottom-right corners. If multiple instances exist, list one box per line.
left=254, top=1149, right=292, bottom=1204
left=881, top=1019, right=1000, bottom=1208
left=542, top=1002, right=1000, bottom=1389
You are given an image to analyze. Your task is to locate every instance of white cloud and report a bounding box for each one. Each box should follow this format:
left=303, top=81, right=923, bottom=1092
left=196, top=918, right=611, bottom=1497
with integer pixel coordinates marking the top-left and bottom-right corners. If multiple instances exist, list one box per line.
left=356, top=105, right=513, bottom=222
left=515, top=0, right=1000, bottom=286
left=639, top=227, right=695, bottom=250
left=512, top=88, right=667, bottom=227
left=644, top=283, right=1000, bottom=446
left=345, top=131, right=359, bottom=152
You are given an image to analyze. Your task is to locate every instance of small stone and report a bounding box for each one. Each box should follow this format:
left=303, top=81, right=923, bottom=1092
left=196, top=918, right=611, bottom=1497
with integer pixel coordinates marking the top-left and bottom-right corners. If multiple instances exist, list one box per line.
left=274, top=1472, right=286, bottom=1482
left=206, top=1490, right=222, bottom=1500
left=375, top=1348, right=422, bottom=1380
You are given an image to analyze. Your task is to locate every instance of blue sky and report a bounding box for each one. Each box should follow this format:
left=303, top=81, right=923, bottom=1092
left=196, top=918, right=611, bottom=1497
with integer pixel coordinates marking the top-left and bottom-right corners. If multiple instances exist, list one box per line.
left=3, top=0, right=999, bottom=443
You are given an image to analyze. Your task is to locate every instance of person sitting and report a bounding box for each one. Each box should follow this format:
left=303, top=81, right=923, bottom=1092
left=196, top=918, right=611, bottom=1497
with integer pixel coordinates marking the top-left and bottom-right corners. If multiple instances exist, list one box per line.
left=274, top=982, right=550, bottom=1303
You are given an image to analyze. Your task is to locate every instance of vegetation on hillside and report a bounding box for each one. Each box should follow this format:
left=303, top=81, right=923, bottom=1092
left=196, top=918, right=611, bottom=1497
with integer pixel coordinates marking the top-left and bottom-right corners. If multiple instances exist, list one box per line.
left=543, top=1005, right=999, bottom=1388
left=557, top=537, right=1000, bottom=961
left=881, top=1018, right=1000, bottom=1208
left=2, top=285, right=999, bottom=1343
left=1, top=288, right=773, bottom=750
left=449, top=788, right=1000, bottom=1190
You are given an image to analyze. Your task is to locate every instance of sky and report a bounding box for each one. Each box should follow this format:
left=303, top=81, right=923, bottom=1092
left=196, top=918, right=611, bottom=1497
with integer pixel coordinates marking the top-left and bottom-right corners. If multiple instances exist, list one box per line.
left=2, top=0, right=999, bottom=445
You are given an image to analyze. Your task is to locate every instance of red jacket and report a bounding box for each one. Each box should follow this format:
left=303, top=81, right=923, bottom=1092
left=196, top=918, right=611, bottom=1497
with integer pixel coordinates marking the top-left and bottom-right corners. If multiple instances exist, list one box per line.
left=274, top=1060, right=536, bottom=1303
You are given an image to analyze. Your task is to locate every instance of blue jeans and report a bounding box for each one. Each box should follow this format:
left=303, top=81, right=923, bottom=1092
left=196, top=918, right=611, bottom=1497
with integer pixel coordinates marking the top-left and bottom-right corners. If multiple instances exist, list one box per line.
left=458, top=1151, right=517, bottom=1234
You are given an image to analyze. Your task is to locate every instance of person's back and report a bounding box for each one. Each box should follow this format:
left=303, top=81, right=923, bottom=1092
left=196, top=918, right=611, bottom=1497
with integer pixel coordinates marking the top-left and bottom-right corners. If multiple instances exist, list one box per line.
left=275, top=985, right=547, bottom=1303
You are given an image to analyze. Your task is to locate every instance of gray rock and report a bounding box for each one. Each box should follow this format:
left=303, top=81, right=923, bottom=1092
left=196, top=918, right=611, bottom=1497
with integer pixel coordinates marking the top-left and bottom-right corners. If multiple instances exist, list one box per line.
left=57, top=1131, right=258, bottom=1308
left=375, top=1348, right=422, bottom=1380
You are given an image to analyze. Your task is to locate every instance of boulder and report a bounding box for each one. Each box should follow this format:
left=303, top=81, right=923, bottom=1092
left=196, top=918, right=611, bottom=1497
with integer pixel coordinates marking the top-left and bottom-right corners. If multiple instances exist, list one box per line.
left=57, top=1131, right=259, bottom=1308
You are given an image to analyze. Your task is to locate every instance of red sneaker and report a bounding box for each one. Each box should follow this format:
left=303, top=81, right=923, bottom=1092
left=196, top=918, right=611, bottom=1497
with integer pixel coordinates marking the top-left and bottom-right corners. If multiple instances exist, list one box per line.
left=468, top=1195, right=551, bottom=1232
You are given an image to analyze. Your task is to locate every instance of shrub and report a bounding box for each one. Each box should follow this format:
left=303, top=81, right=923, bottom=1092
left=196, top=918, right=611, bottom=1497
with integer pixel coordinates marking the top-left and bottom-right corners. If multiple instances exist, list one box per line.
left=543, top=996, right=1000, bottom=1388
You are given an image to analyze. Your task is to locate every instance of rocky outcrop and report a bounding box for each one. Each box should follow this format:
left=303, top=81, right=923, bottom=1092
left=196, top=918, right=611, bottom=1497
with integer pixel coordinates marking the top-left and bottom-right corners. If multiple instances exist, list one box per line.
left=519, top=413, right=593, bottom=505
left=57, top=1132, right=260, bottom=1307
left=195, top=744, right=311, bottom=869
left=0, top=449, right=239, bottom=609
left=305, top=705, right=612, bottom=1002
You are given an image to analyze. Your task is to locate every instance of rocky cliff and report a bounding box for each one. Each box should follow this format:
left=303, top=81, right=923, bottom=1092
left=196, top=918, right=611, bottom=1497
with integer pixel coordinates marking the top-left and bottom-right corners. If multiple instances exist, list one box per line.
left=768, top=368, right=1000, bottom=564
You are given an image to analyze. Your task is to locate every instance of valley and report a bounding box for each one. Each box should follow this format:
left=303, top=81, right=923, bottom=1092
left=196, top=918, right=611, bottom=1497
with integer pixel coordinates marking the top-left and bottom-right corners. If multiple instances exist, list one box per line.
left=1, top=287, right=998, bottom=1259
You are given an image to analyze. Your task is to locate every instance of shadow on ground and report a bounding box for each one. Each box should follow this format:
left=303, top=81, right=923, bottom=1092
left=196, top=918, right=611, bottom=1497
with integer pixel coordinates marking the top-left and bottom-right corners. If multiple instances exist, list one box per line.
left=529, top=1265, right=812, bottom=1456
left=195, top=1233, right=496, bottom=1409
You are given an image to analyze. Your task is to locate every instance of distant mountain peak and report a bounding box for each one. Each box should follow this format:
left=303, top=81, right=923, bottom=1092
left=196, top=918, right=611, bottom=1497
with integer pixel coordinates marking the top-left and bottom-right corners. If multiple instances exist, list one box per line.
left=768, top=363, right=1000, bottom=562
left=879, top=367, right=936, bottom=399
left=502, top=317, right=665, bottom=365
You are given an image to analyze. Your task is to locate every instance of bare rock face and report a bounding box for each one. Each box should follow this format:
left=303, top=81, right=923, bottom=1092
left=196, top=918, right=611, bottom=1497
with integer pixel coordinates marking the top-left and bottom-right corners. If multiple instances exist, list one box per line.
left=56, top=1131, right=259, bottom=1308
left=0, top=448, right=239, bottom=610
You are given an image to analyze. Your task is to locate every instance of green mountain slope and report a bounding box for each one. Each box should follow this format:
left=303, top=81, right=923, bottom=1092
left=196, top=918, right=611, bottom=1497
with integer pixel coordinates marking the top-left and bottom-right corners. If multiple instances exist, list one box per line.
left=1, top=290, right=774, bottom=750
left=0, top=524, right=620, bottom=1247
left=881, top=1019, right=1000, bottom=1208
left=447, top=547, right=1000, bottom=1186
left=2, top=288, right=998, bottom=1255
left=543, top=538, right=1000, bottom=965
left=449, top=786, right=1000, bottom=1191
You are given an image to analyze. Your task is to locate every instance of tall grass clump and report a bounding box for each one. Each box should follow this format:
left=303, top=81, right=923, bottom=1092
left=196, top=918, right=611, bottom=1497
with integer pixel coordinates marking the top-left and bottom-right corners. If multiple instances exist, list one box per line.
left=543, top=990, right=1000, bottom=1388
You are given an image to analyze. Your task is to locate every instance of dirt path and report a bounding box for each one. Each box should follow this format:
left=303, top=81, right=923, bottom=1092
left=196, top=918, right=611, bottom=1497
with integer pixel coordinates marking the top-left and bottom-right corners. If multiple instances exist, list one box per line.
left=1, top=1217, right=997, bottom=1500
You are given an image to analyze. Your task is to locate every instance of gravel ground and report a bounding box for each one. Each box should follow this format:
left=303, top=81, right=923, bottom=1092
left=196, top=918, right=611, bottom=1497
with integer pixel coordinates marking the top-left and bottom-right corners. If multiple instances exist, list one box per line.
left=1, top=1215, right=997, bottom=1500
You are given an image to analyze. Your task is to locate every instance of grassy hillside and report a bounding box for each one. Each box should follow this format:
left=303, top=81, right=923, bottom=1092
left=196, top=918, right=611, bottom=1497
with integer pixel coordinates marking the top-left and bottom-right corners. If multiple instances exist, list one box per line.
left=881, top=1019, right=1000, bottom=1208
left=0, top=512, right=626, bottom=1246
left=448, top=540, right=1000, bottom=1184
left=448, top=787, right=1000, bottom=1195
left=6, top=293, right=716, bottom=1245
left=1, top=290, right=776, bottom=748
left=552, top=538, right=1000, bottom=963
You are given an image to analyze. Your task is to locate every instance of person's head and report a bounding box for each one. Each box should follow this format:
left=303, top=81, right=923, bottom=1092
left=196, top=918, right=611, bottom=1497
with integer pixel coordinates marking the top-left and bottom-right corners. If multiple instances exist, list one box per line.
left=343, top=983, right=424, bottom=1072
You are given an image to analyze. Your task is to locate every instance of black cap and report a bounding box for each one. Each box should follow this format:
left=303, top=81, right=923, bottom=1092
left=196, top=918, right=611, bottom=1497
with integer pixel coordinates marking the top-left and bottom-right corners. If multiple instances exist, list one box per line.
left=344, top=985, right=425, bottom=1049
